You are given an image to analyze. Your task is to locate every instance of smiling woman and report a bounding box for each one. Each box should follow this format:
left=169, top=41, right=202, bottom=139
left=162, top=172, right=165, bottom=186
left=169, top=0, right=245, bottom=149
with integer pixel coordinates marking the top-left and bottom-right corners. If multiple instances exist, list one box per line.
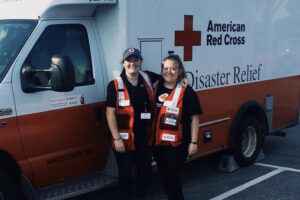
left=122, top=54, right=142, bottom=85
left=105, top=48, right=161, bottom=200
left=162, top=59, right=181, bottom=88
left=152, top=54, right=202, bottom=200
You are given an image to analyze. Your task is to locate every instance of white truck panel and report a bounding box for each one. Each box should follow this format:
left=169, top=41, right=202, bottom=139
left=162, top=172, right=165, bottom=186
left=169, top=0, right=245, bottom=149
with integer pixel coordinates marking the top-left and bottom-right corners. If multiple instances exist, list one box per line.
left=93, top=1, right=130, bottom=81
left=0, top=83, right=16, bottom=119
left=0, top=0, right=116, bottom=19
left=123, top=0, right=300, bottom=90
left=90, top=0, right=300, bottom=87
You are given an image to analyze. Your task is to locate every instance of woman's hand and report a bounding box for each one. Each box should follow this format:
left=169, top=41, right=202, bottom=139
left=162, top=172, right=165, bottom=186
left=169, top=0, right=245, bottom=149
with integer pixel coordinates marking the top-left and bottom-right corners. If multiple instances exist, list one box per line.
left=188, top=143, right=198, bottom=157
left=189, top=114, right=199, bottom=157
left=114, top=139, right=126, bottom=153
left=107, top=106, right=126, bottom=153
left=181, top=78, right=190, bottom=87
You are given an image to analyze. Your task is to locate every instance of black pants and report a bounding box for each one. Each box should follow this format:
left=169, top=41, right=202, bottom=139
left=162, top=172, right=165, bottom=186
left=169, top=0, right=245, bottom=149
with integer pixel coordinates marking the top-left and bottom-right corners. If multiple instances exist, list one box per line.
left=113, top=141, right=152, bottom=200
left=152, top=145, right=188, bottom=200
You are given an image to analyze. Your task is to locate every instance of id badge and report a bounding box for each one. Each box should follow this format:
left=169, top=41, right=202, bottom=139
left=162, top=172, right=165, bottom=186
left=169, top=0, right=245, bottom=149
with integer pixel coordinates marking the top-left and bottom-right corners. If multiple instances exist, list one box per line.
left=161, top=133, right=176, bottom=142
left=141, top=112, right=151, bottom=119
left=119, top=100, right=130, bottom=107
left=166, top=107, right=179, bottom=114
left=119, top=132, right=129, bottom=140
left=164, top=107, right=179, bottom=126
left=164, top=116, right=177, bottom=126
left=163, top=101, right=172, bottom=107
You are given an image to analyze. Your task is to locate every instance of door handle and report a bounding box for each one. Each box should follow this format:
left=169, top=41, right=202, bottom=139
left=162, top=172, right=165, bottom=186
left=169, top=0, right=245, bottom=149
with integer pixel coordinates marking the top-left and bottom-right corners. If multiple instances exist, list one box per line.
left=0, top=122, right=7, bottom=128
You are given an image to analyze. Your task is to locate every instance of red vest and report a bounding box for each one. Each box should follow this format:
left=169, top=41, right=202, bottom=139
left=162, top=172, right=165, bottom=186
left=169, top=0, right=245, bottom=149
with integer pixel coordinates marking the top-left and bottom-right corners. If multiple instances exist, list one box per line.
left=112, top=71, right=154, bottom=151
left=154, top=82, right=186, bottom=147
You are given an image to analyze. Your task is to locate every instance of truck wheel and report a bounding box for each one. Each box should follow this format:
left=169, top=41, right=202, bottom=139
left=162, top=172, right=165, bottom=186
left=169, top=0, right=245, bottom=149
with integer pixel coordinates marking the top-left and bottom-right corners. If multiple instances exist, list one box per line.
left=0, top=169, right=21, bottom=200
left=21, top=174, right=36, bottom=200
left=233, top=115, right=264, bottom=167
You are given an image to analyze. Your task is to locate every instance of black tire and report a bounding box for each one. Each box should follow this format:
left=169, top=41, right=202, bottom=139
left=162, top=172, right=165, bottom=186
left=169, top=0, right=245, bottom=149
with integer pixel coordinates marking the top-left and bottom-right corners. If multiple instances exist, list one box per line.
left=233, top=115, right=264, bottom=167
left=0, top=169, right=22, bottom=200
left=21, top=174, right=36, bottom=200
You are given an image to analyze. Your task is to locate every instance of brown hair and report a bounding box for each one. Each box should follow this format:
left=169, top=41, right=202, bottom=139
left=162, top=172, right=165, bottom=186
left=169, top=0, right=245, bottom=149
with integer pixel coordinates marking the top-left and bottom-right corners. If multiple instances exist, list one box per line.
left=161, top=54, right=187, bottom=81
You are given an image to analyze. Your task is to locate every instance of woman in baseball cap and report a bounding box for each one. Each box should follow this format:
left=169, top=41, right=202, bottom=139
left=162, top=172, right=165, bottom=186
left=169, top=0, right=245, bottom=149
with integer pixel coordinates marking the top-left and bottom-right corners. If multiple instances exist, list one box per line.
left=122, top=48, right=142, bottom=61
left=106, top=48, right=160, bottom=200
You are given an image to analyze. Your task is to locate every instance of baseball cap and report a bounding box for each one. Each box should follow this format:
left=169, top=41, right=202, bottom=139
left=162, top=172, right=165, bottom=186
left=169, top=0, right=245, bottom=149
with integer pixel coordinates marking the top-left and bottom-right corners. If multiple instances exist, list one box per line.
left=123, top=48, right=142, bottom=60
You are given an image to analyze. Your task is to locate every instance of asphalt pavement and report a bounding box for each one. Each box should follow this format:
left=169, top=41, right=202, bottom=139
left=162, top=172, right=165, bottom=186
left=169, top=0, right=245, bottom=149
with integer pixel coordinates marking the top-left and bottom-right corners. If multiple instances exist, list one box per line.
left=69, top=123, right=300, bottom=200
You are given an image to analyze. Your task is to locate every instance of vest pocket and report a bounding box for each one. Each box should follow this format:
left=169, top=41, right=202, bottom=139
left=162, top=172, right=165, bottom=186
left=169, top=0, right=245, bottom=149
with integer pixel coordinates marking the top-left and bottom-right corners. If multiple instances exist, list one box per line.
left=159, top=113, right=179, bottom=131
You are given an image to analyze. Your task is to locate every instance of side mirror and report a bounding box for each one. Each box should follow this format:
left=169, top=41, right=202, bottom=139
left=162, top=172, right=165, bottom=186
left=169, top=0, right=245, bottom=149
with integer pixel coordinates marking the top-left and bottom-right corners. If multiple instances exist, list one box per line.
left=21, top=55, right=75, bottom=93
left=50, top=55, right=75, bottom=92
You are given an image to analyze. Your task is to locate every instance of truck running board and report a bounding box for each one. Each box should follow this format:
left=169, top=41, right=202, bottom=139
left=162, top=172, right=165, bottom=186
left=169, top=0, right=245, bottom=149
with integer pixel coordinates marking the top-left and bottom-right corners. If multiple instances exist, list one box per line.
left=36, top=172, right=117, bottom=200
left=36, top=147, right=118, bottom=199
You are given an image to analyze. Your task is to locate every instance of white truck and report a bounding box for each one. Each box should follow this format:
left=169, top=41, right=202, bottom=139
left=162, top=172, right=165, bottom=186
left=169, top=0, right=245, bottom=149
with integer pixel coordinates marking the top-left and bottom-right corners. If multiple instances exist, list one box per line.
left=0, top=0, right=299, bottom=199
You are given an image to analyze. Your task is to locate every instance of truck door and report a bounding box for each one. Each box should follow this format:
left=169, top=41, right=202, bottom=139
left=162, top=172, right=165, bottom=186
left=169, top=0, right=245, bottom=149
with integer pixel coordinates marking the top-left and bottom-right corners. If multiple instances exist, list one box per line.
left=11, top=20, right=109, bottom=188
left=0, top=20, right=35, bottom=181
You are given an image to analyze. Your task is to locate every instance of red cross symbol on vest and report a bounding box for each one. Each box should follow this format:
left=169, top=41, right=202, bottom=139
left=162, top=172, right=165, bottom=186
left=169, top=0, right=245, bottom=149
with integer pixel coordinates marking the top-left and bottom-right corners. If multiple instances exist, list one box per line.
left=175, top=15, right=201, bottom=61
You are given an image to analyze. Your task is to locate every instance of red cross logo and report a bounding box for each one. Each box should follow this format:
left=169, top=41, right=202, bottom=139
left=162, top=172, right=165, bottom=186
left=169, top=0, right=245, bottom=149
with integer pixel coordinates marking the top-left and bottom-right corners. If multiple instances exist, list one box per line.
left=175, top=15, right=201, bottom=61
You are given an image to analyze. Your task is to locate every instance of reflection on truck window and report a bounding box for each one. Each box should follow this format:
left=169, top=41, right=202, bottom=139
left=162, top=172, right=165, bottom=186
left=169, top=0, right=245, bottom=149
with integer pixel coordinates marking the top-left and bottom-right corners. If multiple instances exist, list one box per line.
left=0, top=20, right=37, bottom=82
left=24, top=24, right=94, bottom=87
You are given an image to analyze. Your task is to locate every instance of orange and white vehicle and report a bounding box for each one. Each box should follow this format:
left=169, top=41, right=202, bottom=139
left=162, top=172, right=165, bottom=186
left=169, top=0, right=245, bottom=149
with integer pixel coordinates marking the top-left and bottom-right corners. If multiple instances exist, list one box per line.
left=0, top=0, right=299, bottom=199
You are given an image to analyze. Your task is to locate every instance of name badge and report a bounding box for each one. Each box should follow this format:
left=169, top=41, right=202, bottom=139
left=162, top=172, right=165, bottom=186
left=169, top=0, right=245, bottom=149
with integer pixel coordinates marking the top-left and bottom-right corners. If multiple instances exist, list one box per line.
left=141, top=112, right=151, bottom=119
left=120, top=132, right=129, bottom=140
left=166, top=107, right=179, bottom=114
left=119, top=92, right=125, bottom=99
left=162, top=133, right=176, bottom=142
left=163, top=101, right=172, bottom=107
left=119, top=100, right=130, bottom=107
left=165, top=118, right=177, bottom=126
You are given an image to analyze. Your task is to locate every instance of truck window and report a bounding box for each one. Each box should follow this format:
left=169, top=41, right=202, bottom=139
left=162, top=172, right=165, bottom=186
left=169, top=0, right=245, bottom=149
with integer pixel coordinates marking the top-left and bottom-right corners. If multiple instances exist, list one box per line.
left=24, top=24, right=94, bottom=87
left=0, top=20, right=36, bottom=82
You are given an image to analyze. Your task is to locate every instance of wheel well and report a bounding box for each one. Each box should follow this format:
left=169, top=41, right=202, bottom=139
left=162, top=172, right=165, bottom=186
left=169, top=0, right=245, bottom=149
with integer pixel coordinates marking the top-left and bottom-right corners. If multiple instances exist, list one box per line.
left=0, top=150, right=22, bottom=185
left=229, top=101, right=268, bottom=148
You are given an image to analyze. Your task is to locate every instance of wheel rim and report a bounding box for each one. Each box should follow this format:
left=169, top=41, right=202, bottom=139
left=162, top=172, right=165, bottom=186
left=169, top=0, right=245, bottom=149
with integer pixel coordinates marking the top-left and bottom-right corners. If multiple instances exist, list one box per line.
left=241, top=126, right=257, bottom=158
